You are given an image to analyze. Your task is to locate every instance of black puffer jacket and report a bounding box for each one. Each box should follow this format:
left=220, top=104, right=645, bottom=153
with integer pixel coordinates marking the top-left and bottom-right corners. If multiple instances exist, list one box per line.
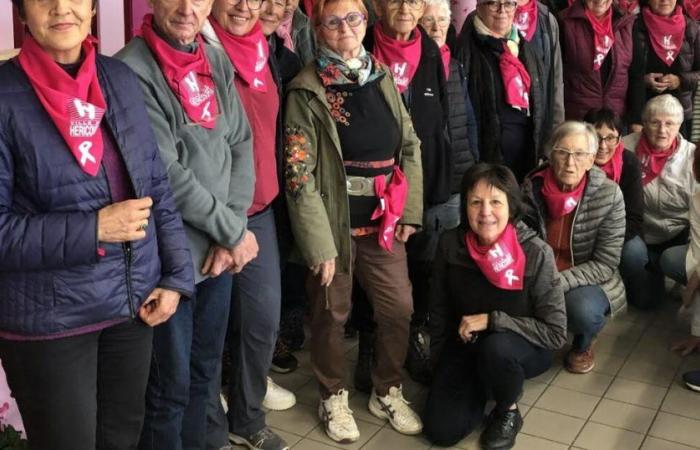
left=456, top=16, right=547, bottom=168
left=365, top=25, right=453, bottom=206
left=445, top=58, right=478, bottom=193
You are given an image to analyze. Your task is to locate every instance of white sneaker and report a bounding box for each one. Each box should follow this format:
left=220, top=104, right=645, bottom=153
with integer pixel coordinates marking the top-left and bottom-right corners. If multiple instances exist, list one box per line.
left=262, top=377, right=296, bottom=411
left=318, top=389, right=360, bottom=443
left=368, top=386, right=423, bottom=435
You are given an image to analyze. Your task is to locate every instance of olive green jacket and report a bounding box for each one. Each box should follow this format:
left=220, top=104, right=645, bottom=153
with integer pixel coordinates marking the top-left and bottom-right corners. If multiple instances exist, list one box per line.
left=283, top=62, right=423, bottom=274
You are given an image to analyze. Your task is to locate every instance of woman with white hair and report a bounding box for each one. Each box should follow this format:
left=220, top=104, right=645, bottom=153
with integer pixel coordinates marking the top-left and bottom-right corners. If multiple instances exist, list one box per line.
left=621, top=94, right=697, bottom=310
left=523, top=121, right=626, bottom=374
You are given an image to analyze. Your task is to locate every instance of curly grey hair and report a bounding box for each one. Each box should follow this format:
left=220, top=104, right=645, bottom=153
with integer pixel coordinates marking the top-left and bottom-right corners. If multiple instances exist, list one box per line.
left=546, top=121, right=599, bottom=158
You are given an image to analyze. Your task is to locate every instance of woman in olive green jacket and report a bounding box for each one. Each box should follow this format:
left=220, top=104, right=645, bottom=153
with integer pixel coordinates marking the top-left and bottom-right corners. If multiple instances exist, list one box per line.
left=282, top=0, right=423, bottom=443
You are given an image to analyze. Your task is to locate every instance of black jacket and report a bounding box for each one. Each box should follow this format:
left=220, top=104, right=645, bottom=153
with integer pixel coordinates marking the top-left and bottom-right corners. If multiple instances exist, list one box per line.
left=365, top=25, right=453, bottom=206
left=445, top=58, right=478, bottom=193
left=456, top=15, right=547, bottom=170
left=618, top=150, right=645, bottom=241
left=628, top=13, right=700, bottom=123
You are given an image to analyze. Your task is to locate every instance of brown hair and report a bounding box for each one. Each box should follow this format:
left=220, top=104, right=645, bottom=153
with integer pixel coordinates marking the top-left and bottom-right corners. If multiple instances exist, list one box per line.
left=312, top=0, right=368, bottom=26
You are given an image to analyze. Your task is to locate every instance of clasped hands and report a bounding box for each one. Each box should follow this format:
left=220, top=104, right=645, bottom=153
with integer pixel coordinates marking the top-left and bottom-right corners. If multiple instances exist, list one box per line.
left=201, top=230, right=259, bottom=277
left=458, top=313, right=489, bottom=343
left=645, top=73, right=681, bottom=93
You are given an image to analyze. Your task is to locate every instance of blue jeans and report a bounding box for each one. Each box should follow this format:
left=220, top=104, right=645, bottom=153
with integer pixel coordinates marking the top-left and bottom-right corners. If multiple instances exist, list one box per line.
left=565, top=285, right=610, bottom=351
left=139, top=274, right=233, bottom=450
left=207, top=208, right=282, bottom=444
left=621, top=234, right=688, bottom=310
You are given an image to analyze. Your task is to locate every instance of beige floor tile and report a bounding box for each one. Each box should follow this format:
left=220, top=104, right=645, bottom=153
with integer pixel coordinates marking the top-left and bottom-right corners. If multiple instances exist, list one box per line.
left=294, top=379, right=320, bottom=407
left=270, top=371, right=314, bottom=392
left=529, top=365, right=561, bottom=385
left=592, top=351, right=626, bottom=376
left=306, top=417, right=381, bottom=449
left=445, top=425, right=482, bottom=450
left=533, top=386, right=600, bottom=419
left=627, top=347, right=684, bottom=370
left=551, top=370, right=613, bottom=397
left=641, top=436, right=699, bottom=450
left=594, top=333, right=638, bottom=357
left=604, top=377, right=669, bottom=409
left=512, top=433, right=568, bottom=450
left=270, top=427, right=303, bottom=447
left=520, top=381, right=548, bottom=406
left=589, top=398, right=656, bottom=433
left=266, top=404, right=320, bottom=436
left=600, top=318, right=647, bottom=340
left=649, top=412, right=700, bottom=448
left=618, top=358, right=678, bottom=387
left=292, top=437, right=343, bottom=449
left=661, top=387, right=700, bottom=421
left=361, top=426, right=432, bottom=450
left=520, top=407, right=585, bottom=445
left=573, top=422, right=644, bottom=450
left=347, top=391, right=386, bottom=426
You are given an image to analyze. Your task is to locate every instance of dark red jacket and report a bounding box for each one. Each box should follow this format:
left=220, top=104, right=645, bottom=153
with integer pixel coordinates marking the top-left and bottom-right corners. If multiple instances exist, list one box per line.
left=559, top=1, right=635, bottom=120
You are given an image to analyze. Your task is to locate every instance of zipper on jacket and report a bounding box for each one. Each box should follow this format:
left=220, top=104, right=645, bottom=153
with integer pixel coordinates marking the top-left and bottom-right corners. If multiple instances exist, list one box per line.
left=123, top=242, right=136, bottom=319
left=569, top=201, right=580, bottom=267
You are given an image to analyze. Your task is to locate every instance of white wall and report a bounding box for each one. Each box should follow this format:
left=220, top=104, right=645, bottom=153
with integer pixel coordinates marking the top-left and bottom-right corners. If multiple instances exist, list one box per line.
left=0, top=0, right=15, bottom=51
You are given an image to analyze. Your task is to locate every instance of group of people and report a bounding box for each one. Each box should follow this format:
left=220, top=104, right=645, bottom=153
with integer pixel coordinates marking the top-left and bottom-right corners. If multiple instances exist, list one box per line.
left=1, top=0, right=700, bottom=450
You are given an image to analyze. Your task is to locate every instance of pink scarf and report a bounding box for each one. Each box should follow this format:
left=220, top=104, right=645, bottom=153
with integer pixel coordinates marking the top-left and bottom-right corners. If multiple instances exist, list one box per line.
left=642, top=6, right=686, bottom=67
left=372, top=23, right=422, bottom=93
left=141, top=15, right=219, bottom=129
left=371, top=166, right=409, bottom=252
left=465, top=223, right=526, bottom=291
left=636, top=133, right=678, bottom=185
left=597, top=142, right=624, bottom=183
left=500, top=43, right=531, bottom=111
left=617, top=0, right=639, bottom=14
left=535, top=167, right=588, bottom=218
left=440, top=44, right=451, bottom=80
left=276, top=15, right=295, bottom=51
left=684, top=0, right=700, bottom=20
left=514, top=0, right=538, bottom=42
left=585, top=7, right=614, bottom=71
left=210, top=18, right=271, bottom=92
left=18, top=35, right=106, bottom=176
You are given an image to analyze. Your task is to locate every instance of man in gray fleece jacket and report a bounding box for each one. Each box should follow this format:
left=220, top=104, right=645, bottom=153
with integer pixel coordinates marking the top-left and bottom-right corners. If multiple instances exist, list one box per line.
left=116, top=1, right=256, bottom=449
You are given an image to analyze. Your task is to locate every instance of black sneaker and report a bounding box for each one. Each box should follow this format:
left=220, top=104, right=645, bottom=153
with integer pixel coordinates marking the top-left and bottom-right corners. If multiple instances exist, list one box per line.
left=271, top=340, right=298, bottom=374
left=683, top=369, right=700, bottom=392
left=405, top=326, right=432, bottom=385
left=480, top=408, right=523, bottom=450
left=229, top=427, right=289, bottom=450
left=354, top=331, right=375, bottom=393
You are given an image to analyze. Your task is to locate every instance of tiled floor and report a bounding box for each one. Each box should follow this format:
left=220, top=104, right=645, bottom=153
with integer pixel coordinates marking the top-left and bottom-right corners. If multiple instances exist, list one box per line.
left=263, top=299, right=700, bottom=450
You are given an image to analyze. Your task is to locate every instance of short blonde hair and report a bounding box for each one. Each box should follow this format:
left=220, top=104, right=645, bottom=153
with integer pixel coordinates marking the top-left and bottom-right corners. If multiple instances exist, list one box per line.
left=424, top=0, right=451, bottom=17
left=313, top=0, right=369, bottom=26
left=546, top=121, right=598, bottom=158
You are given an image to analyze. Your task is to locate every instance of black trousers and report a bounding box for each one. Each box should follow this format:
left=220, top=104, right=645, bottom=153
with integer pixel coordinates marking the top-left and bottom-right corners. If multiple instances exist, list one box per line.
left=423, top=331, right=552, bottom=447
left=0, top=319, right=153, bottom=450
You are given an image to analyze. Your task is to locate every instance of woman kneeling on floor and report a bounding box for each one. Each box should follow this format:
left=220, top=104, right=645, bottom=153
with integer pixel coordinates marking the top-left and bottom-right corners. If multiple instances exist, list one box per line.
left=424, top=164, right=567, bottom=449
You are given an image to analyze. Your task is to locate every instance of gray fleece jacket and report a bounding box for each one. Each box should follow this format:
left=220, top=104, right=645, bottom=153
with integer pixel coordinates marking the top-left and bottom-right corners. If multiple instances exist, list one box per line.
left=116, top=38, right=254, bottom=283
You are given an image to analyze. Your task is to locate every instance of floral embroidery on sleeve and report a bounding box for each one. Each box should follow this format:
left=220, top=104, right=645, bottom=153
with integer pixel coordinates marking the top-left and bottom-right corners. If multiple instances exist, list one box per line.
left=284, top=126, right=311, bottom=198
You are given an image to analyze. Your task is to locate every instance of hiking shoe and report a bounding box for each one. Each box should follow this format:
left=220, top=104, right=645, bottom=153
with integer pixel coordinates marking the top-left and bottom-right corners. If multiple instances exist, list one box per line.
left=229, top=427, right=289, bottom=450
left=683, top=369, right=700, bottom=392
left=405, top=326, right=432, bottom=385
left=271, top=340, right=298, bottom=374
left=262, top=377, right=296, bottom=411
left=480, top=408, right=523, bottom=450
left=318, top=389, right=360, bottom=443
left=368, top=386, right=423, bottom=435
left=565, top=348, right=595, bottom=374
left=354, top=331, right=375, bottom=394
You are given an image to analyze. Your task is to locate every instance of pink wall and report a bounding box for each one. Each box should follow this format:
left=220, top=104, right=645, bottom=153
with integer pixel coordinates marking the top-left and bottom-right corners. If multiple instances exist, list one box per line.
left=0, top=0, right=15, bottom=50
left=130, top=0, right=152, bottom=38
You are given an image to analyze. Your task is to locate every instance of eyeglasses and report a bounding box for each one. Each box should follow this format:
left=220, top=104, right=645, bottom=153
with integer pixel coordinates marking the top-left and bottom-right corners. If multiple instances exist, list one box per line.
left=551, top=147, right=594, bottom=163
left=320, top=12, right=366, bottom=30
left=646, top=119, right=679, bottom=130
left=420, top=15, right=450, bottom=27
left=386, top=0, right=426, bottom=10
left=481, top=0, right=518, bottom=12
left=230, top=0, right=263, bottom=10
left=597, top=134, right=620, bottom=146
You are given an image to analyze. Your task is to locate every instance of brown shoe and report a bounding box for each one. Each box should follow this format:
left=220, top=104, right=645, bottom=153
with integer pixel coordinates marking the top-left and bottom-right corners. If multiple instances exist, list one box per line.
left=565, top=348, right=595, bottom=374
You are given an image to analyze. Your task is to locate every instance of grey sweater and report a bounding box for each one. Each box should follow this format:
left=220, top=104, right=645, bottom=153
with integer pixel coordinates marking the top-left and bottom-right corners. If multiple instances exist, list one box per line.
left=116, top=38, right=254, bottom=283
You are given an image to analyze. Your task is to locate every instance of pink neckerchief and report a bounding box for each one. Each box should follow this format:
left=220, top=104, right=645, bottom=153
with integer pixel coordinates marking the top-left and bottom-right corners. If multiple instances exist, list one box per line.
left=465, top=223, right=526, bottom=290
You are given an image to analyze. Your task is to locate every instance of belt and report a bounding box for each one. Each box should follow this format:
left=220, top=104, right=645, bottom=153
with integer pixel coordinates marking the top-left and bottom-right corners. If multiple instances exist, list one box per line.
left=346, top=173, right=392, bottom=196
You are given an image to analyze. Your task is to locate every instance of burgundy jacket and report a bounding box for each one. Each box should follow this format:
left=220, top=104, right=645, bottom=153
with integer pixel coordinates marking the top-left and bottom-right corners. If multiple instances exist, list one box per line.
left=559, top=1, right=635, bottom=120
